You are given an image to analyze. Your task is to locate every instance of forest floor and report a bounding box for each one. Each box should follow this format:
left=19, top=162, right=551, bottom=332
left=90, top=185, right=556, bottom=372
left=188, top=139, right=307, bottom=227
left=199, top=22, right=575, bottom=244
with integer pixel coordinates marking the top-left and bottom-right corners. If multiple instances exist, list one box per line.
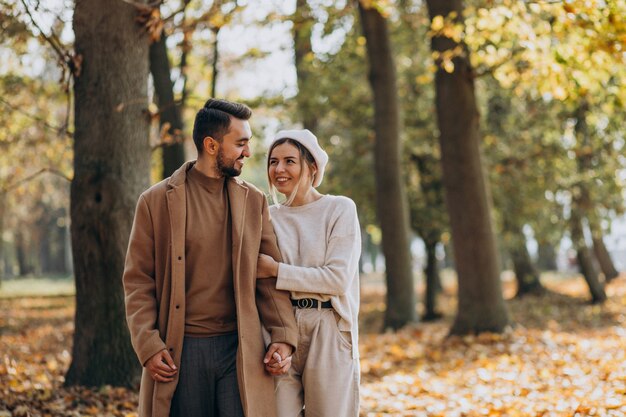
left=1, top=272, right=625, bottom=417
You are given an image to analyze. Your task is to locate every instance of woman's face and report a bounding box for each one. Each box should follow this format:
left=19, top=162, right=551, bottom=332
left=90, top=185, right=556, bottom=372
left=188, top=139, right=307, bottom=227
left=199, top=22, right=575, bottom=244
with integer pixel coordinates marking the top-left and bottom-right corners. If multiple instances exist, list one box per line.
left=268, top=142, right=312, bottom=197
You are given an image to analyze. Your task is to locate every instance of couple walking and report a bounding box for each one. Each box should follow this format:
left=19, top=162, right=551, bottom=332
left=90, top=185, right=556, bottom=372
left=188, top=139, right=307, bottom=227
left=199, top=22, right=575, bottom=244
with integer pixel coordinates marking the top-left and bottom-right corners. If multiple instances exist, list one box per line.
left=122, top=98, right=361, bottom=417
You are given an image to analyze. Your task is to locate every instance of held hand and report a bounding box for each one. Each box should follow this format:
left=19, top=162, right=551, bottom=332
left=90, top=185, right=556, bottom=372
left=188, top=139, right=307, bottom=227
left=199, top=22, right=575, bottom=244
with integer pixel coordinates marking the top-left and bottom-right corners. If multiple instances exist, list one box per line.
left=265, top=354, right=292, bottom=376
left=145, top=349, right=177, bottom=383
left=263, top=342, right=294, bottom=375
left=257, top=254, right=279, bottom=279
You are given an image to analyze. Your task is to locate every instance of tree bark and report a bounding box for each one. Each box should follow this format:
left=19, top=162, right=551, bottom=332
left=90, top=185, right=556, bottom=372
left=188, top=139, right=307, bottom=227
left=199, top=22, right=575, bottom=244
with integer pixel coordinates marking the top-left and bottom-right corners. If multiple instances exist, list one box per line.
left=64, top=215, right=73, bottom=275
left=149, top=33, right=186, bottom=179
left=536, top=241, right=558, bottom=271
left=15, top=229, right=34, bottom=276
left=293, top=0, right=318, bottom=132
left=426, top=0, right=509, bottom=334
left=502, top=215, right=544, bottom=297
left=423, top=240, right=443, bottom=321
left=510, top=233, right=545, bottom=297
left=0, top=192, right=5, bottom=285
left=38, top=213, right=52, bottom=274
left=589, top=223, right=619, bottom=282
left=210, top=28, right=220, bottom=98
left=47, top=209, right=70, bottom=275
left=409, top=153, right=445, bottom=320
left=572, top=101, right=607, bottom=303
left=358, top=3, right=416, bottom=329
left=570, top=211, right=606, bottom=303
left=67, top=0, right=150, bottom=387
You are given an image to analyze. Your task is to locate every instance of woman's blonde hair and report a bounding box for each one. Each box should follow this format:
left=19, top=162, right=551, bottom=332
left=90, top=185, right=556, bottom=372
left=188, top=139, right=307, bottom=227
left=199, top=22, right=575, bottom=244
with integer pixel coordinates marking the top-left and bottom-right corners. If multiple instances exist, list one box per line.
left=267, top=138, right=318, bottom=206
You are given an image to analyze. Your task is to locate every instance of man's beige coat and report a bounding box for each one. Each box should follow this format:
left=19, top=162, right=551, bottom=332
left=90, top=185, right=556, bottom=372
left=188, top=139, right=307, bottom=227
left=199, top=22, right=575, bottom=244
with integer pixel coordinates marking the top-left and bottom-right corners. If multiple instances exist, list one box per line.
left=123, top=161, right=298, bottom=417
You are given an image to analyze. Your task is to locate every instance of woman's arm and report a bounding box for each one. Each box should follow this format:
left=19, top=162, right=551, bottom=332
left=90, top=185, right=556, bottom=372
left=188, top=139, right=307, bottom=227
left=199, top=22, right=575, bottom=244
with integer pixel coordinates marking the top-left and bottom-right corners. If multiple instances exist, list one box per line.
left=258, top=200, right=361, bottom=297
left=275, top=231, right=360, bottom=296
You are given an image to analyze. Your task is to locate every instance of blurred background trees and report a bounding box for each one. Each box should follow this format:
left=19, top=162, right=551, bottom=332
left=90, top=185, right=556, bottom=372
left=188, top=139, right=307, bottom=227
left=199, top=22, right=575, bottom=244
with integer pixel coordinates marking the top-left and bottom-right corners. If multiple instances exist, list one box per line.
left=1, top=0, right=625, bottom=385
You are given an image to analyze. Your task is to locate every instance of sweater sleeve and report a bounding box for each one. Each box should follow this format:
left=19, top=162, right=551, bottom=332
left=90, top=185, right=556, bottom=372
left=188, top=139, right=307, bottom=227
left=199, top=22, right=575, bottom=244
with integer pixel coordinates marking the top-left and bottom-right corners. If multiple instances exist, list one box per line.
left=255, top=195, right=299, bottom=350
left=275, top=200, right=361, bottom=296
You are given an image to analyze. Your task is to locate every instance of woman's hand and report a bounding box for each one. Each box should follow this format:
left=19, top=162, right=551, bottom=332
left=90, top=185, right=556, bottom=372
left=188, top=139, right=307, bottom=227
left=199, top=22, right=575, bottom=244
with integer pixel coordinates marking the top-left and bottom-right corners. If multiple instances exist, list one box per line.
left=257, top=253, right=279, bottom=279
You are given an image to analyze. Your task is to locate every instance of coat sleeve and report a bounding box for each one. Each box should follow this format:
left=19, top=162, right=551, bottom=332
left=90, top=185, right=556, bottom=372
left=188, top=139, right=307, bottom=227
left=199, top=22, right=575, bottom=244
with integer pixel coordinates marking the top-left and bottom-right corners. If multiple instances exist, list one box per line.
left=275, top=201, right=361, bottom=296
left=255, top=197, right=299, bottom=350
left=122, top=195, right=167, bottom=366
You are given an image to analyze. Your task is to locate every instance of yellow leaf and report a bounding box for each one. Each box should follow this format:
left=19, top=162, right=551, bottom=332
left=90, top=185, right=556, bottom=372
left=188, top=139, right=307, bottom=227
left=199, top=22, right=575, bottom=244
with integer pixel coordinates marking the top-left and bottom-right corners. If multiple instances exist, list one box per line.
left=432, top=16, right=444, bottom=32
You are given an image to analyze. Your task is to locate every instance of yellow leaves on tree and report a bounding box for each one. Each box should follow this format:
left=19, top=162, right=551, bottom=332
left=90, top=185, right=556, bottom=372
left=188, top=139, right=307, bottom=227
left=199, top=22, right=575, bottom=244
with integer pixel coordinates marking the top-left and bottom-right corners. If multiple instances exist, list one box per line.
left=463, top=0, right=626, bottom=106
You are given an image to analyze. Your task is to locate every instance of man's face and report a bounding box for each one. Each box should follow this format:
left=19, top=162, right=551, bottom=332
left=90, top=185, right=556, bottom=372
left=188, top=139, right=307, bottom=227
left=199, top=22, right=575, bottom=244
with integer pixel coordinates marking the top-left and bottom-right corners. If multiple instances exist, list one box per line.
left=216, top=118, right=252, bottom=177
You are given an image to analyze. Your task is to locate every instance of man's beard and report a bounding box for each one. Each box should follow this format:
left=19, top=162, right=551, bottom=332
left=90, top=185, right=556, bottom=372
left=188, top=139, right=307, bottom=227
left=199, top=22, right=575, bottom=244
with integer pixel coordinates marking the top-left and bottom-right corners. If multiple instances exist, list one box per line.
left=217, top=149, right=242, bottom=177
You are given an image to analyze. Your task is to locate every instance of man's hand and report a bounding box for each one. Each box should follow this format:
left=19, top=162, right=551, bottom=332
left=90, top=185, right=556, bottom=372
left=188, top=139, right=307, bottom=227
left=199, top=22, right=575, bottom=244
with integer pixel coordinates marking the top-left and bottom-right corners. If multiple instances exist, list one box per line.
left=257, top=254, right=279, bottom=279
left=145, top=349, right=177, bottom=382
left=263, top=342, right=293, bottom=376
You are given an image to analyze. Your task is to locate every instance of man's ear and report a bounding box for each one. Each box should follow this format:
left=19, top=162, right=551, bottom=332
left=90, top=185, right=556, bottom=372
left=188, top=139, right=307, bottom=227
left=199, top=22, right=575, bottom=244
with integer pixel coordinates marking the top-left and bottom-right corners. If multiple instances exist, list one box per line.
left=203, top=136, right=219, bottom=155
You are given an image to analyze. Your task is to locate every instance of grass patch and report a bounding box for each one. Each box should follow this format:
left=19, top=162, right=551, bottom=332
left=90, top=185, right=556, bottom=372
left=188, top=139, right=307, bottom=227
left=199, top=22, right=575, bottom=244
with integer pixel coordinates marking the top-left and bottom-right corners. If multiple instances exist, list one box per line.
left=0, top=275, right=75, bottom=299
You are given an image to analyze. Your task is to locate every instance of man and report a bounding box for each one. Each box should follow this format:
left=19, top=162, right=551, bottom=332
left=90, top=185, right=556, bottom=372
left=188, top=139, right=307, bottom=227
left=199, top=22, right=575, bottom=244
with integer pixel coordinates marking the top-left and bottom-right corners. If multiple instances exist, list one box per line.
left=123, top=99, right=297, bottom=417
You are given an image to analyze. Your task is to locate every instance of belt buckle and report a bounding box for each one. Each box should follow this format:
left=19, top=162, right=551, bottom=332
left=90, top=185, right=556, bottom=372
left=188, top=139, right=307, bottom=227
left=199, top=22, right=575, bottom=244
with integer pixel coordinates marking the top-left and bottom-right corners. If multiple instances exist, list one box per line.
left=297, top=298, right=313, bottom=308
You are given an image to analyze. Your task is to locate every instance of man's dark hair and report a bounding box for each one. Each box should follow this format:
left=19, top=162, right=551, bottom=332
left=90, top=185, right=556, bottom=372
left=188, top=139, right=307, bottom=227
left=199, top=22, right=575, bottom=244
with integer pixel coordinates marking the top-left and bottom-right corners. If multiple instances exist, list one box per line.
left=192, top=99, right=252, bottom=152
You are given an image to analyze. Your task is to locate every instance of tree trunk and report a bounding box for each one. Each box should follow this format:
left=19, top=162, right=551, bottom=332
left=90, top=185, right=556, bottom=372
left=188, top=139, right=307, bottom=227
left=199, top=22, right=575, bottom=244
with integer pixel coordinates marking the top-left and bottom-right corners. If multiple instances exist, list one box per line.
left=423, top=240, right=443, bottom=321
left=426, top=0, right=509, bottom=335
left=502, top=219, right=544, bottom=297
left=589, top=223, right=619, bottom=282
left=64, top=216, right=73, bottom=275
left=510, top=234, right=545, bottom=297
left=15, top=229, right=33, bottom=276
left=364, top=232, right=378, bottom=273
left=570, top=212, right=606, bottom=303
left=572, top=101, right=607, bottom=303
left=358, top=3, right=416, bottom=329
left=39, top=216, right=52, bottom=274
left=0, top=192, right=5, bottom=286
left=67, top=0, right=150, bottom=387
left=149, top=33, right=186, bottom=179
left=293, top=0, right=318, bottom=132
left=47, top=210, right=69, bottom=275
left=210, top=28, right=220, bottom=98
left=537, top=241, right=558, bottom=271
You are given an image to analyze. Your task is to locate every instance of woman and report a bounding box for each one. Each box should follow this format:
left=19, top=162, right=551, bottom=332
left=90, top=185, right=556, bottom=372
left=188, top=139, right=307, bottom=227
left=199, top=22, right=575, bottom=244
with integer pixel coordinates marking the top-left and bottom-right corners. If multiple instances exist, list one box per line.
left=257, top=129, right=361, bottom=417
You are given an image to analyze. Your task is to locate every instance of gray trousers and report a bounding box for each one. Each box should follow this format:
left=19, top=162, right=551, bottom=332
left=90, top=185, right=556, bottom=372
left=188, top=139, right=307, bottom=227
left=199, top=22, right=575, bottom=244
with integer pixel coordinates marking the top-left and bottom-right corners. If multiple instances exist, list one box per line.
left=170, top=333, right=244, bottom=417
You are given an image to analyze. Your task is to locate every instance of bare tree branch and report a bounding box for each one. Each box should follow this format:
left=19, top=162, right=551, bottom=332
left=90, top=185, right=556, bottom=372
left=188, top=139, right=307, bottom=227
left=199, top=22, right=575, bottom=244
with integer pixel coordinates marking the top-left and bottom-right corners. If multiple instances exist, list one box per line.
left=119, top=0, right=162, bottom=9
left=19, top=0, right=69, bottom=66
left=0, top=97, right=73, bottom=138
left=3, top=168, right=72, bottom=192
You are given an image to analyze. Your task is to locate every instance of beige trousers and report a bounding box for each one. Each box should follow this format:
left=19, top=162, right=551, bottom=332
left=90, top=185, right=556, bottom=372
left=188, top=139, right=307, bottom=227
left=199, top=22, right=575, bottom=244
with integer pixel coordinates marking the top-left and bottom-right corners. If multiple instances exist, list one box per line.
left=274, top=308, right=360, bottom=417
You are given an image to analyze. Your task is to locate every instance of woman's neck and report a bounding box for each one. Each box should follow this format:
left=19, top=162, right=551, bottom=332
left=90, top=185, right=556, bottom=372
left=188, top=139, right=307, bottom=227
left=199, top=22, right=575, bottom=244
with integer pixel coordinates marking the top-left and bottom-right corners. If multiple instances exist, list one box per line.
left=289, top=188, right=322, bottom=207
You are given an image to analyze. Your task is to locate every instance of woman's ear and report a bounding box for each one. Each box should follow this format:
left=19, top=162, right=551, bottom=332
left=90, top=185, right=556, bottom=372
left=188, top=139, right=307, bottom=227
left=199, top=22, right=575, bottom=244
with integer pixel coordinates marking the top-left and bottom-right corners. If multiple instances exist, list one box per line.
left=311, top=163, right=318, bottom=183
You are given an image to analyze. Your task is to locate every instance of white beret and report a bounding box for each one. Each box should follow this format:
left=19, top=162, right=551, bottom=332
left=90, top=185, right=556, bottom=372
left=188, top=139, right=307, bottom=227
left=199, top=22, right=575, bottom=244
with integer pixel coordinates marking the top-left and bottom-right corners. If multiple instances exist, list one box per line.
left=270, top=129, right=329, bottom=188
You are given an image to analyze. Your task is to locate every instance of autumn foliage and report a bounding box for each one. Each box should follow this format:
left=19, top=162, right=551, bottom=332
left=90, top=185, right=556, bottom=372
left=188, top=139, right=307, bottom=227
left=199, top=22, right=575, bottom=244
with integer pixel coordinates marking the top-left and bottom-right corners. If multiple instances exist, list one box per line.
left=2, top=275, right=625, bottom=416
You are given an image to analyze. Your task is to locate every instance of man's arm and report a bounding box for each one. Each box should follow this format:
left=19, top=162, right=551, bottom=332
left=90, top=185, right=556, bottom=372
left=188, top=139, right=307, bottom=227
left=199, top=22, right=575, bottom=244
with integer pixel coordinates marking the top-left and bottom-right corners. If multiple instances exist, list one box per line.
left=122, top=195, right=168, bottom=366
left=255, top=197, right=298, bottom=352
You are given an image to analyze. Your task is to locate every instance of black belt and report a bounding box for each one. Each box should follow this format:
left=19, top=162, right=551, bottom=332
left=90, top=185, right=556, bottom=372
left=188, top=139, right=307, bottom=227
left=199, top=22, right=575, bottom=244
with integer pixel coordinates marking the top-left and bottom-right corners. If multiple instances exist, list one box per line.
left=291, top=298, right=332, bottom=309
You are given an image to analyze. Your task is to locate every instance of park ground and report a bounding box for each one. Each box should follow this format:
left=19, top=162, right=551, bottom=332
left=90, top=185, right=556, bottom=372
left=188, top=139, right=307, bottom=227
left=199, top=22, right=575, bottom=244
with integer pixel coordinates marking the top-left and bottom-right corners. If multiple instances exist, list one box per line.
left=1, top=272, right=625, bottom=417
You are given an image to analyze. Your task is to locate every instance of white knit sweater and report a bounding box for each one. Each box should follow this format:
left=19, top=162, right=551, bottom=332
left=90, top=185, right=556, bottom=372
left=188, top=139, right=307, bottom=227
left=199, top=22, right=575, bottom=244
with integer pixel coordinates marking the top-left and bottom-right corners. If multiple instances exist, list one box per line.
left=270, top=195, right=361, bottom=358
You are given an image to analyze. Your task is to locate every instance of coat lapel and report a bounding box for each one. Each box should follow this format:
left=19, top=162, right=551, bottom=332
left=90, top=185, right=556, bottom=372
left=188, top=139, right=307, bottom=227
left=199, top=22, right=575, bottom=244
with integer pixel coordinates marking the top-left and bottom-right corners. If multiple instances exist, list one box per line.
left=227, top=178, right=248, bottom=285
